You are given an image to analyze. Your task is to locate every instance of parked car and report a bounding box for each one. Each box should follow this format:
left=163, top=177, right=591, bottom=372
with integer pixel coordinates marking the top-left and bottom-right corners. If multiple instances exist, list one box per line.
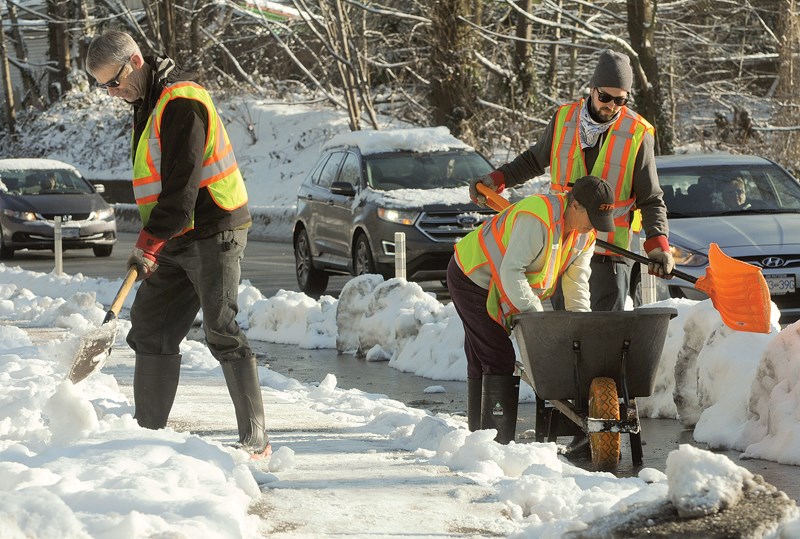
left=631, top=153, right=800, bottom=324
left=0, top=158, right=117, bottom=259
left=293, top=127, right=495, bottom=295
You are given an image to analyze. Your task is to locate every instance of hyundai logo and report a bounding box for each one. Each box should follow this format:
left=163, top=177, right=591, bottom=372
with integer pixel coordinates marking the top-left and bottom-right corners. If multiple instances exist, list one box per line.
left=762, top=256, right=786, bottom=268
left=457, top=215, right=478, bottom=227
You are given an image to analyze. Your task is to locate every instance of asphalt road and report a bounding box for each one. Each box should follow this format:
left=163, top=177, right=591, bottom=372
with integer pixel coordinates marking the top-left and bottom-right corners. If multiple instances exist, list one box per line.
left=5, top=232, right=799, bottom=502
left=5, top=231, right=448, bottom=299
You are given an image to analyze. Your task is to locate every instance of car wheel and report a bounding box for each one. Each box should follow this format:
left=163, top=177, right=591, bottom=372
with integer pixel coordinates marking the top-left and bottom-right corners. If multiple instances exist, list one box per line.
left=93, top=245, right=113, bottom=257
left=354, top=234, right=377, bottom=276
left=294, top=228, right=329, bottom=296
left=0, top=227, right=13, bottom=260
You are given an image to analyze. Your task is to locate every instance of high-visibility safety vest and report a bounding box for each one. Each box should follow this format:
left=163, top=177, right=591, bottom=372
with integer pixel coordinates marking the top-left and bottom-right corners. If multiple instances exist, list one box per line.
left=132, top=81, right=248, bottom=232
left=549, top=99, right=653, bottom=254
left=454, top=194, right=595, bottom=332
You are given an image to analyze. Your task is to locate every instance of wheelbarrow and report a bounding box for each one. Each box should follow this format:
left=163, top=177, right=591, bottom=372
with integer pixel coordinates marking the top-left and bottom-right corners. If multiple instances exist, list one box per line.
left=512, top=307, right=677, bottom=471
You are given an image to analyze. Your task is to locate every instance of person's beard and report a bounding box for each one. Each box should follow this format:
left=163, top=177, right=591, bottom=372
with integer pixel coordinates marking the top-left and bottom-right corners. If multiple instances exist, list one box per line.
left=589, top=100, right=617, bottom=123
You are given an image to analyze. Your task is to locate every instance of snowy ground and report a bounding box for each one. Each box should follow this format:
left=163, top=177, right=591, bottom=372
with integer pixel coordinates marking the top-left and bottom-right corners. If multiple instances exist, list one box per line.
left=1, top=265, right=800, bottom=537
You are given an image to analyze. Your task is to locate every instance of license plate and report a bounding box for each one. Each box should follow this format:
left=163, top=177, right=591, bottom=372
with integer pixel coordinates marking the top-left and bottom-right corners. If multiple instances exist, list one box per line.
left=62, top=227, right=80, bottom=239
left=765, top=274, right=796, bottom=296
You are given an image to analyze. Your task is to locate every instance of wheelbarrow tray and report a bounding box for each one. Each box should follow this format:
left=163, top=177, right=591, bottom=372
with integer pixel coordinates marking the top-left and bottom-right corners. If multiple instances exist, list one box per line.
left=512, top=307, right=677, bottom=401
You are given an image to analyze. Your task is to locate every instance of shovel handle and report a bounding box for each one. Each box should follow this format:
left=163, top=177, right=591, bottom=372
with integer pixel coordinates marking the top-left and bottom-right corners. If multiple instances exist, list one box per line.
left=476, top=183, right=698, bottom=283
left=102, top=267, right=138, bottom=323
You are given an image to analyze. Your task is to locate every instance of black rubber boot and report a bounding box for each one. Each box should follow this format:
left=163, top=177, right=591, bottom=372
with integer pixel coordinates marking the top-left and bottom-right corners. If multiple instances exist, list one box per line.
left=467, top=377, right=482, bottom=432
left=221, top=356, right=270, bottom=456
left=480, top=374, right=520, bottom=444
left=133, top=353, right=182, bottom=429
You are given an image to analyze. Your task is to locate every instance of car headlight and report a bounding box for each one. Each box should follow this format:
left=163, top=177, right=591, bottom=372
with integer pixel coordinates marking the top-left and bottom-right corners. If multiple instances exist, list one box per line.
left=93, top=207, right=115, bottom=220
left=2, top=209, right=37, bottom=221
left=377, top=207, right=419, bottom=225
left=670, top=244, right=708, bottom=267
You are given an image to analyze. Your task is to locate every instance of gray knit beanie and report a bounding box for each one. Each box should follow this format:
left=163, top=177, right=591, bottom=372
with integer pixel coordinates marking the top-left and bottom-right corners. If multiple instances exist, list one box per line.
left=590, top=50, right=633, bottom=92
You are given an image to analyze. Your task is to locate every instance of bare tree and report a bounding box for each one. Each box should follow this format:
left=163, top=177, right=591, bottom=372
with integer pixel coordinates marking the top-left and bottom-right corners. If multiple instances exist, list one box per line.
left=46, top=0, right=71, bottom=101
left=5, top=0, right=42, bottom=108
left=428, top=0, right=480, bottom=145
left=627, top=0, right=673, bottom=155
left=0, top=11, right=16, bottom=135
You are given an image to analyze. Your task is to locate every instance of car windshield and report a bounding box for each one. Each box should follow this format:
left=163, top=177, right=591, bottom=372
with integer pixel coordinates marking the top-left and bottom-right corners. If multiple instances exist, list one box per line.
left=658, top=164, right=800, bottom=217
left=364, top=151, right=493, bottom=191
left=0, top=168, right=94, bottom=196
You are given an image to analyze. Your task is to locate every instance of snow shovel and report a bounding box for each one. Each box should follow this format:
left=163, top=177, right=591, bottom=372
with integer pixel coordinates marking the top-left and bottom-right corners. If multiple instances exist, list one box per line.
left=67, top=267, right=138, bottom=383
left=475, top=183, right=772, bottom=334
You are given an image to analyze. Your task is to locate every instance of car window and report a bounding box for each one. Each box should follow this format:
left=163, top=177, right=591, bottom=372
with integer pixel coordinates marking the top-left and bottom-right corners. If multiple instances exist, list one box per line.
left=315, top=152, right=346, bottom=189
left=365, top=151, right=492, bottom=191
left=338, top=152, right=361, bottom=186
left=657, top=164, right=800, bottom=216
left=0, top=169, right=93, bottom=195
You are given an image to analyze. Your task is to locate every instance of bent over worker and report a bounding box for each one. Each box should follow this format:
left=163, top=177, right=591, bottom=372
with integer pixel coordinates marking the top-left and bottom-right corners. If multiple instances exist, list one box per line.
left=470, top=50, right=673, bottom=312
left=85, top=31, right=270, bottom=458
left=448, top=175, right=616, bottom=444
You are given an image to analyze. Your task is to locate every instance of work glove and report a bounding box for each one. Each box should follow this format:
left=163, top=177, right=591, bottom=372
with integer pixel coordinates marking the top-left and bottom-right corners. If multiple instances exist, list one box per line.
left=127, top=230, right=167, bottom=280
left=646, top=247, right=675, bottom=279
left=469, top=170, right=505, bottom=207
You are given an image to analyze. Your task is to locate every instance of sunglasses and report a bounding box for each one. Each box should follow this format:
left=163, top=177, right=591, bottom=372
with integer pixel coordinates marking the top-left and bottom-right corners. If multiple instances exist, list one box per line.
left=595, top=88, right=629, bottom=107
left=96, top=63, right=127, bottom=89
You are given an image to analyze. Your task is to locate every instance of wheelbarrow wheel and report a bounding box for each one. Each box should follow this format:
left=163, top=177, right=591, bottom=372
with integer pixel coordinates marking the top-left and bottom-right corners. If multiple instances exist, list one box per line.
left=588, top=377, right=620, bottom=471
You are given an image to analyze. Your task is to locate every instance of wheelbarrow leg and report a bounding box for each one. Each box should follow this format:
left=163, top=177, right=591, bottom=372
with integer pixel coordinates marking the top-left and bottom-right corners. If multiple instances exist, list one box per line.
left=630, top=432, right=643, bottom=466
left=535, top=395, right=547, bottom=443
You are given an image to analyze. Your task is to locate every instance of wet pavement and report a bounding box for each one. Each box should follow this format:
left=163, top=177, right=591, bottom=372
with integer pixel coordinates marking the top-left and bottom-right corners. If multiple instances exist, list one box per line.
left=252, top=340, right=800, bottom=503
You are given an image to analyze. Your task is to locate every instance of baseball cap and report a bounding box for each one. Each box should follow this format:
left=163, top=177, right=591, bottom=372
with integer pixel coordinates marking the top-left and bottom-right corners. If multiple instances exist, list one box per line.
left=570, top=175, right=615, bottom=232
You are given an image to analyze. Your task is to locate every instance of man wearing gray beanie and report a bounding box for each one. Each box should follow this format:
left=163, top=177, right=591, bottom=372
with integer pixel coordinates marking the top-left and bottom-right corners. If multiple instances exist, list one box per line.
left=470, top=49, right=671, bottom=311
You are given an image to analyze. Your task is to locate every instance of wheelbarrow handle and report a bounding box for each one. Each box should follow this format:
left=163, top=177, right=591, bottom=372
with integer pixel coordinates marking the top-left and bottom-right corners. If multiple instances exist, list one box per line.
left=594, top=239, right=698, bottom=284
left=475, top=183, right=699, bottom=284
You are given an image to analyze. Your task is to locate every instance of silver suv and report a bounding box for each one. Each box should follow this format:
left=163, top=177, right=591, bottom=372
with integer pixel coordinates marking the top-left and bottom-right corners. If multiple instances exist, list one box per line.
left=293, top=128, right=494, bottom=295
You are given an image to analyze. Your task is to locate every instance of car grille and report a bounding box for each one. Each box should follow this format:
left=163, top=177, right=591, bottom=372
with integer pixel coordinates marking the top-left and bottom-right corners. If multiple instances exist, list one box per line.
left=416, top=209, right=495, bottom=242
left=736, top=254, right=800, bottom=311
left=39, top=213, right=92, bottom=222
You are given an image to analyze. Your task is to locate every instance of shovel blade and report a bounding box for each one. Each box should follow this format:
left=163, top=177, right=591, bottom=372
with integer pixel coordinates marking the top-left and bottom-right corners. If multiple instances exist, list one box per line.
left=695, top=243, right=772, bottom=334
left=68, top=319, right=119, bottom=384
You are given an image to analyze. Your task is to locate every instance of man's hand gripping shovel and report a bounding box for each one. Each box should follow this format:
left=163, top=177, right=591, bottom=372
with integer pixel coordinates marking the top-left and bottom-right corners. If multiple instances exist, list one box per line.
left=476, top=183, right=772, bottom=334
left=67, top=267, right=138, bottom=383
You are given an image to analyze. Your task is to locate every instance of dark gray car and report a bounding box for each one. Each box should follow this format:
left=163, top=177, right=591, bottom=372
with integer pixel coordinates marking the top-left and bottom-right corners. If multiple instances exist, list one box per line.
left=293, top=128, right=495, bottom=296
left=0, top=159, right=117, bottom=259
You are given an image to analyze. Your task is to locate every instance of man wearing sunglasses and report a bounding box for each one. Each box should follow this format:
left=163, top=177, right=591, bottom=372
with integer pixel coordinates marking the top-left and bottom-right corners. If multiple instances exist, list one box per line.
left=470, top=49, right=672, bottom=313
left=85, top=30, right=271, bottom=459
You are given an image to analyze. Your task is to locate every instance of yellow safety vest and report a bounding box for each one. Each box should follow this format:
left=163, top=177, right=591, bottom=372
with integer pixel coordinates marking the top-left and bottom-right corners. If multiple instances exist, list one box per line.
left=132, top=81, right=248, bottom=232
left=455, top=194, right=595, bottom=331
left=549, top=99, right=653, bottom=253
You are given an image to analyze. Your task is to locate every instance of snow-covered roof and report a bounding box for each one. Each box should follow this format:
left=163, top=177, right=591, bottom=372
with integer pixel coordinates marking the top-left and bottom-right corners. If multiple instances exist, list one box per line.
left=0, top=158, right=79, bottom=173
left=322, top=126, right=473, bottom=155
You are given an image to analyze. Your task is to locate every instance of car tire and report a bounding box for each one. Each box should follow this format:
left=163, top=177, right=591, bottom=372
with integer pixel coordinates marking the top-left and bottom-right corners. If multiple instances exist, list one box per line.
left=0, top=227, right=13, bottom=260
left=353, top=234, right=377, bottom=276
left=93, top=245, right=113, bottom=257
left=294, top=228, right=329, bottom=296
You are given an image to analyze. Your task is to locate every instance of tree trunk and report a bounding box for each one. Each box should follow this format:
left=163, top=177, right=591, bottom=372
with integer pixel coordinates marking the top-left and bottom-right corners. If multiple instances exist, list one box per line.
left=46, top=0, right=71, bottom=102
left=513, top=0, right=537, bottom=109
left=626, top=0, right=673, bottom=155
left=6, top=0, right=42, bottom=109
left=0, top=13, right=17, bottom=135
left=773, top=0, right=800, bottom=172
left=428, top=0, right=479, bottom=145
left=161, top=0, right=177, bottom=60
left=546, top=0, right=562, bottom=99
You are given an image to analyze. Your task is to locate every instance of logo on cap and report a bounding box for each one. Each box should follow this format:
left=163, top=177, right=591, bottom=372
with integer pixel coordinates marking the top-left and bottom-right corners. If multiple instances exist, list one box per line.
left=598, top=203, right=614, bottom=211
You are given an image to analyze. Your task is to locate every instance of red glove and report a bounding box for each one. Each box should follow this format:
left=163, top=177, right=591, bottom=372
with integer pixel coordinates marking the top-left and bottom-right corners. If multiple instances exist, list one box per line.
left=127, top=230, right=167, bottom=280
left=469, top=170, right=506, bottom=206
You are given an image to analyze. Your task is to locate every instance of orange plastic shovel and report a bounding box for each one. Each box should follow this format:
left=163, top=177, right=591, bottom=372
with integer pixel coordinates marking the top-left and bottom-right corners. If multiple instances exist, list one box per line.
left=476, top=182, right=772, bottom=333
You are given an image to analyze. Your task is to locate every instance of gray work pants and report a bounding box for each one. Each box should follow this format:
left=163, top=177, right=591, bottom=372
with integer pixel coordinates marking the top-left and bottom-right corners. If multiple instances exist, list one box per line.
left=550, top=255, right=632, bottom=312
left=127, top=228, right=253, bottom=363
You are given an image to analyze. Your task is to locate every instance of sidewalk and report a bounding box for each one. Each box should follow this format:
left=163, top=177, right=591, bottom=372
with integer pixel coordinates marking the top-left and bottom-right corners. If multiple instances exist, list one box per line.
left=81, top=332, right=519, bottom=538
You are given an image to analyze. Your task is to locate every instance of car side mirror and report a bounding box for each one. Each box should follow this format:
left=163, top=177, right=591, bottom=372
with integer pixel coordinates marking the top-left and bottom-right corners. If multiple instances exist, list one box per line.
left=331, top=181, right=356, bottom=197
left=93, top=183, right=106, bottom=194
